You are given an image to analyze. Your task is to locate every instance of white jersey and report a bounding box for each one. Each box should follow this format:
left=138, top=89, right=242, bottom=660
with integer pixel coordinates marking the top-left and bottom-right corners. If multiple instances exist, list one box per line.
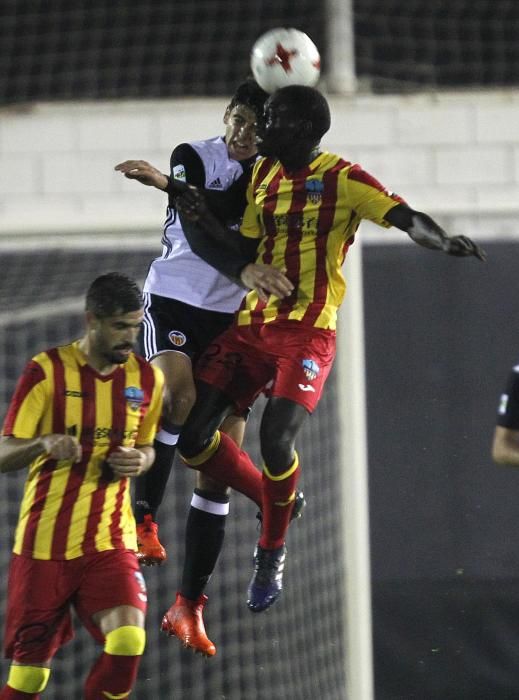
left=143, top=136, right=247, bottom=313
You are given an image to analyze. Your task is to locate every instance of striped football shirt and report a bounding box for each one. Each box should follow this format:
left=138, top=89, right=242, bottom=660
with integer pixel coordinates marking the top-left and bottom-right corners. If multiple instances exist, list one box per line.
left=238, top=151, right=405, bottom=330
left=2, top=341, right=164, bottom=560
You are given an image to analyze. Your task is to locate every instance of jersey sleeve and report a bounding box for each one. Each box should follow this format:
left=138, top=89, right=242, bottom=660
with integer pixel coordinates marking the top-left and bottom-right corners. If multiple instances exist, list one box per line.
left=204, top=168, right=251, bottom=225
left=135, top=365, right=164, bottom=446
left=496, top=365, right=519, bottom=429
left=2, top=359, right=49, bottom=438
left=168, top=142, right=206, bottom=207
left=345, top=165, right=406, bottom=228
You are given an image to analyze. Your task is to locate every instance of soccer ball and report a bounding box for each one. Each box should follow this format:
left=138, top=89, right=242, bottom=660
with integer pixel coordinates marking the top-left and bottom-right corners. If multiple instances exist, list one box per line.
left=250, top=28, right=321, bottom=94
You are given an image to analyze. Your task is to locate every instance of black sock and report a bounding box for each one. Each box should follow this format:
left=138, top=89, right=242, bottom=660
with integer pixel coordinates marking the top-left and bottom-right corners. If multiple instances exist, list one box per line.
left=134, top=439, right=177, bottom=523
left=180, top=489, right=230, bottom=600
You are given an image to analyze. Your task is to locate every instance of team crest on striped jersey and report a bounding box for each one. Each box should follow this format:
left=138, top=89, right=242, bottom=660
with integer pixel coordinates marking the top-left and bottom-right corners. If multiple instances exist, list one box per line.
left=125, top=386, right=145, bottom=411
left=168, top=330, right=187, bottom=347
left=305, top=179, right=324, bottom=204
left=302, top=359, right=320, bottom=380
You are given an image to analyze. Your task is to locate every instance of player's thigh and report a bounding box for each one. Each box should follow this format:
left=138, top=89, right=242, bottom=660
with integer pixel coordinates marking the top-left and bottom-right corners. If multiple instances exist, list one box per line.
left=3, top=555, right=75, bottom=664
left=75, top=550, right=147, bottom=643
left=195, top=327, right=274, bottom=415
left=151, top=351, right=195, bottom=423
left=270, top=325, right=336, bottom=413
left=221, top=413, right=247, bottom=447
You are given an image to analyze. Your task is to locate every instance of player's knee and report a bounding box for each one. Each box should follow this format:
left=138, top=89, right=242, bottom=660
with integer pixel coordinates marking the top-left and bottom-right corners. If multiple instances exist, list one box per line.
left=7, top=664, right=51, bottom=693
left=105, top=626, right=146, bottom=656
left=260, top=430, right=296, bottom=470
left=178, top=421, right=208, bottom=458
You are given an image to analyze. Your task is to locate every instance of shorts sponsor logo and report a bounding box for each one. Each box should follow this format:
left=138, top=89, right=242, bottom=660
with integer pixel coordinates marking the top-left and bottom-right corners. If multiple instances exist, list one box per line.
left=125, top=386, right=144, bottom=411
left=298, top=384, right=316, bottom=393
left=498, top=393, right=509, bottom=415
left=301, top=358, right=320, bottom=381
left=168, top=330, right=186, bottom=347
left=135, top=569, right=148, bottom=603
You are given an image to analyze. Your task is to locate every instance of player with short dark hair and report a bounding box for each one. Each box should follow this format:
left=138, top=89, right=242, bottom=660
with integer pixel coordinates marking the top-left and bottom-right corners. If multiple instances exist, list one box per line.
left=492, top=362, right=519, bottom=465
left=170, top=84, right=486, bottom=619
left=0, top=273, right=163, bottom=699
left=115, top=78, right=297, bottom=657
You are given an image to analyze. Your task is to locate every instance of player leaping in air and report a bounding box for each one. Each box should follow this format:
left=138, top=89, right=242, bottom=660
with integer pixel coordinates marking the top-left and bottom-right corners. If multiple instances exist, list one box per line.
left=167, top=84, right=485, bottom=619
left=116, top=79, right=305, bottom=658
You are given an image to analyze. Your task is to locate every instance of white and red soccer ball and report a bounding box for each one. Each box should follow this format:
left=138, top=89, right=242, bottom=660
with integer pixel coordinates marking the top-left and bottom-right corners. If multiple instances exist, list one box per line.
left=250, top=28, right=321, bottom=94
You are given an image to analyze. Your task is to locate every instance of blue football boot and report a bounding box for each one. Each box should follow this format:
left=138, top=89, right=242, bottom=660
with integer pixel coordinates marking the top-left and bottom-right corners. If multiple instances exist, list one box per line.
left=247, top=543, right=287, bottom=613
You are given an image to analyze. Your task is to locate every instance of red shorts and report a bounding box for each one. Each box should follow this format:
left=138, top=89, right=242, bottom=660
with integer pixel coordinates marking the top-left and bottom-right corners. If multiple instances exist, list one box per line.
left=3, top=549, right=147, bottom=663
left=195, top=321, right=336, bottom=414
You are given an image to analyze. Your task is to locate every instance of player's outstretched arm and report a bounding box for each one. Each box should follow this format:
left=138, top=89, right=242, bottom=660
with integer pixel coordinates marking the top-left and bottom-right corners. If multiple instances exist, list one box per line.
left=384, top=204, right=486, bottom=261
left=114, top=160, right=169, bottom=191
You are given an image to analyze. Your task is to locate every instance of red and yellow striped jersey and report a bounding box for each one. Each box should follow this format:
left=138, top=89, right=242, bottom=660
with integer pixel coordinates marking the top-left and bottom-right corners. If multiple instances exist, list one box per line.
left=2, top=341, right=164, bottom=560
left=238, top=151, right=406, bottom=330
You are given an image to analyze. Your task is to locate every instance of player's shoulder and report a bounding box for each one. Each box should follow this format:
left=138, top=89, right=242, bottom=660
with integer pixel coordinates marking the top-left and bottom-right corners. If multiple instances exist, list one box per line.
left=188, top=136, right=227, bottom=159
left=251, top=155, right=279, bottom=177
left=312, top=151, right=354, bottom=178
left=31, top=342, right=75, bottom=370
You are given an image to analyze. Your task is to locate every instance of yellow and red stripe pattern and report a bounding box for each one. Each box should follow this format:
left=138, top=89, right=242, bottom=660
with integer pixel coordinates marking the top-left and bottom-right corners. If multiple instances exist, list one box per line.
left=2, top=342, right=163, bottom=560
left=238, top=152, right=405, bottom=330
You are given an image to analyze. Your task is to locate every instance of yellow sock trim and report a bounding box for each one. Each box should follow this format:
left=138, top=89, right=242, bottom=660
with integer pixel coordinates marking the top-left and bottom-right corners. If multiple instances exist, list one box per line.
left=105, top=626, right=146, bottom=656
left=263, top=451, right=299, bottom=481
left=180, top=431, right=221, bottom=467
left=8, top=665, right=51, bottom=693
left=102, top=691, right=131, bottom=699
left=274, top=492, right=296, bottom=507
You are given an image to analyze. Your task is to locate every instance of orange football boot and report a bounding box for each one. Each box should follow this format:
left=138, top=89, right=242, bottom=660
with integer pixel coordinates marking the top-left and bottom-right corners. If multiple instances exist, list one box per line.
left=161, top=592, right=216, bottom=657
left=136, top=514, right=167, bottom=566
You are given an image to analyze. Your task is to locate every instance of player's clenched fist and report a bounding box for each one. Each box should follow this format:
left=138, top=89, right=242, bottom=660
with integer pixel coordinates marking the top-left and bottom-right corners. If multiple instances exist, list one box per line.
left=106, top=446, right=148, bottom=478
left=41, top=434, right=82, bottom=463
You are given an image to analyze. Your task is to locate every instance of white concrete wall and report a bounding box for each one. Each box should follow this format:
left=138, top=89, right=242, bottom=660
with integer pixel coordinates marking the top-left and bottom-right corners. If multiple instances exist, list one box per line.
left=1, top=90, right=519, bottom=240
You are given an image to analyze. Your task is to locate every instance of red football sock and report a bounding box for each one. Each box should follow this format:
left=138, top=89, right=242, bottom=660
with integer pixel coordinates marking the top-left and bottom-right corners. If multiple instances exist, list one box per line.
left=186, top=431, right=262, bottom=508
left=84, top=653, right=141, bottom=700
left=0, top=688, right=38, bottom=699
left=259, top=457, right=301, bottom=549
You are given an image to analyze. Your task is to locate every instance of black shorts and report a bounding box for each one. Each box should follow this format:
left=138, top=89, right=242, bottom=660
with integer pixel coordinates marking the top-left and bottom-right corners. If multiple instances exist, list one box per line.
left=141, top=293, right=235, bottom=364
